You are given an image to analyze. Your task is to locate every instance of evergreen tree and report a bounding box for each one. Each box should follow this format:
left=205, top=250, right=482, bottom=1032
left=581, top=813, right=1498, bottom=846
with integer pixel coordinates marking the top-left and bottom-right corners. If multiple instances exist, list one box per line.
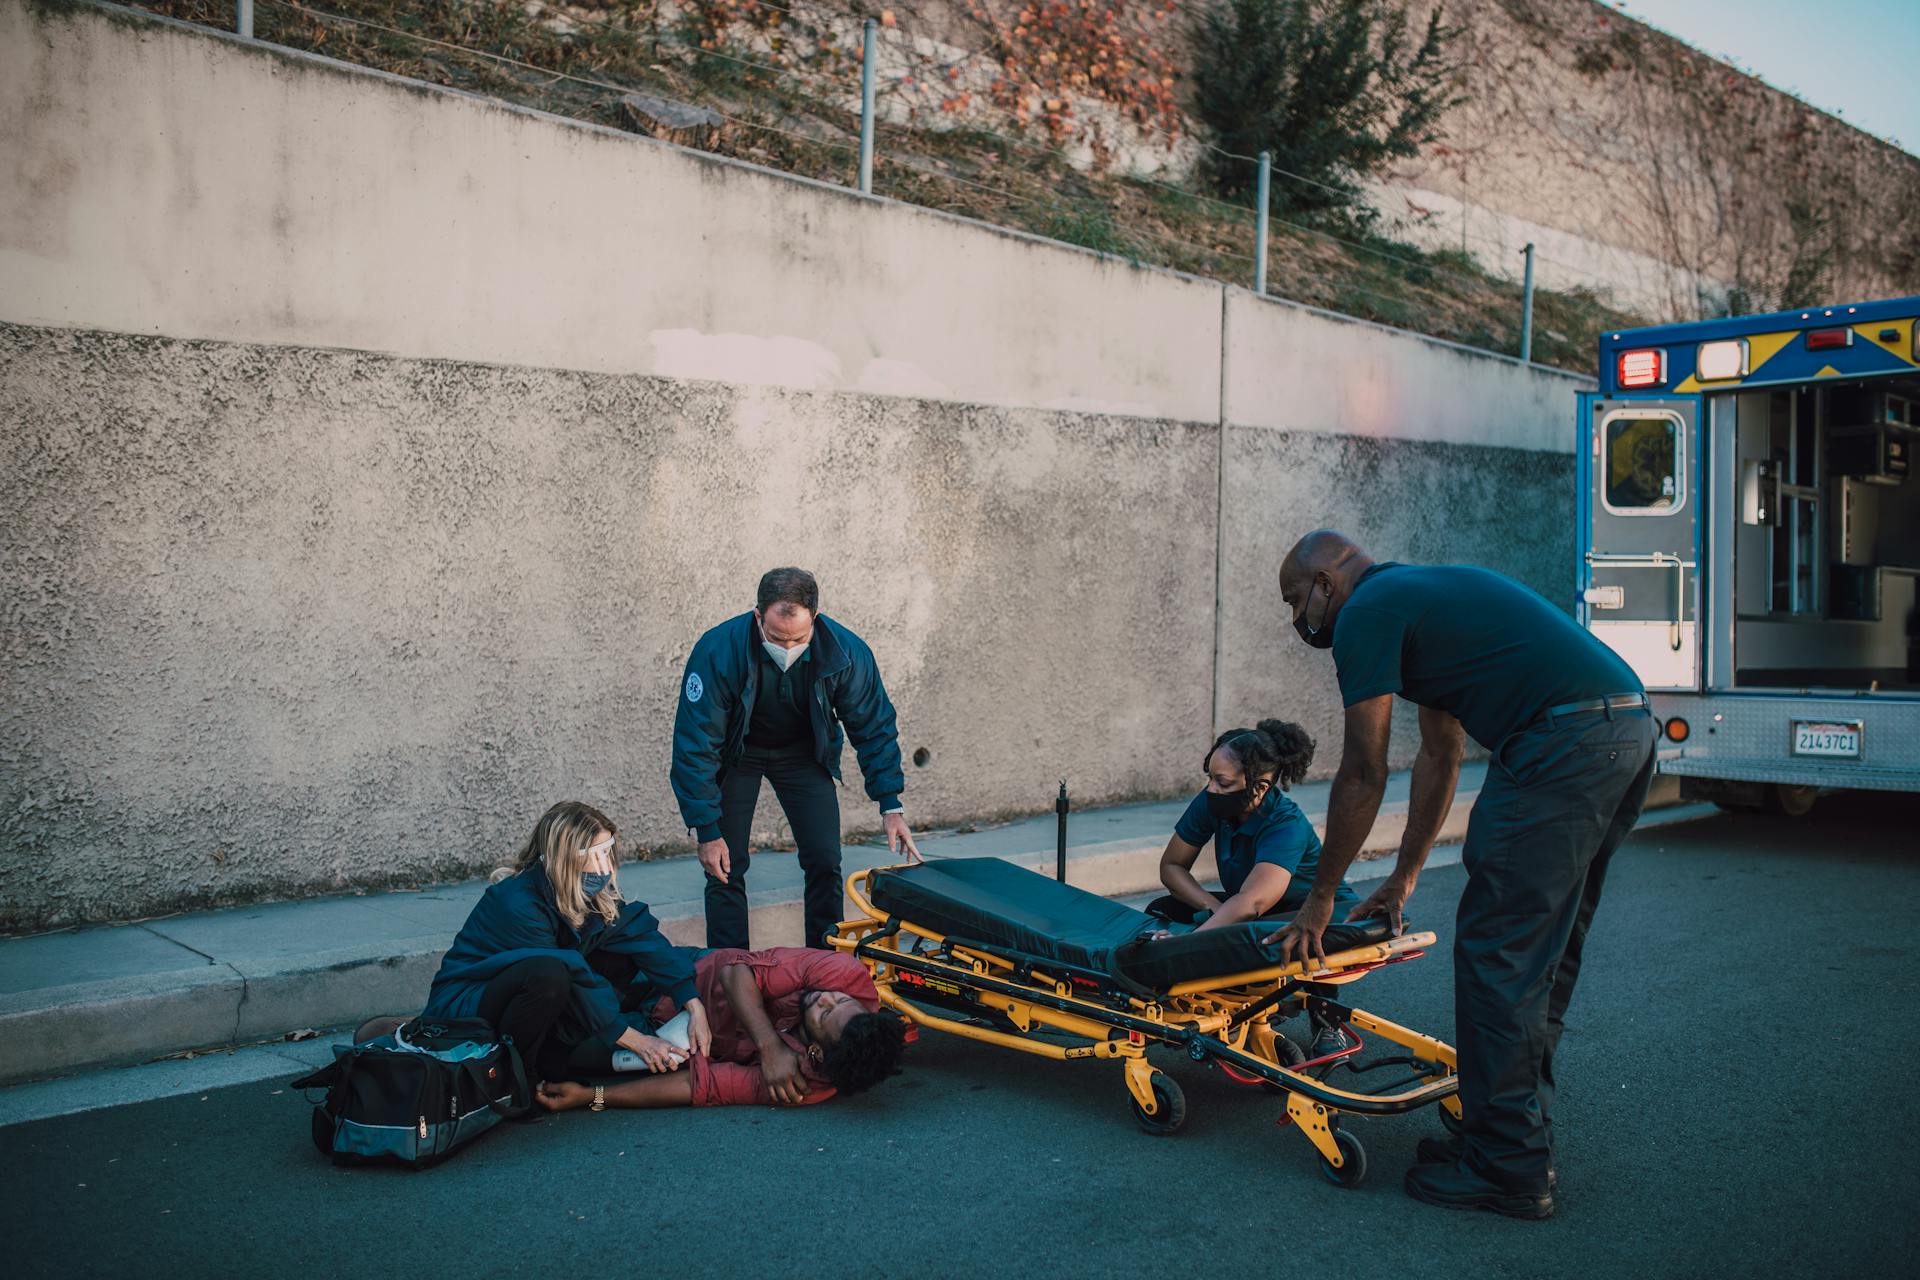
left=1192, top=0, right=1462, bottom=215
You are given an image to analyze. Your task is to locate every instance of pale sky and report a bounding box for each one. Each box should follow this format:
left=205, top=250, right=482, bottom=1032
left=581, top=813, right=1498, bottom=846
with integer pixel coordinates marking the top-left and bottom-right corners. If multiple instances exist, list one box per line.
left=1616, top=0, right=1920, bottom=155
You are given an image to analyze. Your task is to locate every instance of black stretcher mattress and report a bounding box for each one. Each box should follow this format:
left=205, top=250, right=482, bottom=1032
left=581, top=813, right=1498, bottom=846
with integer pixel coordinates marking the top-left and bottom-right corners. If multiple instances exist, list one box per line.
left=868, top=857, right=1392, bottom=991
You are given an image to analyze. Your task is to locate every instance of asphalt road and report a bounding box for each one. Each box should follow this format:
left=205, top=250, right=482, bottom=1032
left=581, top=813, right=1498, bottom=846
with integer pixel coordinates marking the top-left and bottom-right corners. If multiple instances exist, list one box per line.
left=6, top=797, right=1917, bottom=1278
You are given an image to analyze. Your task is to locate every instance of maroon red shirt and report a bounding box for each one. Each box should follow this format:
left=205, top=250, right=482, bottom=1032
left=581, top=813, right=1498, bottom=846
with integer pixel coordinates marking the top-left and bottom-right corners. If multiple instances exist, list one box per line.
left=682, top=947, right=879, bottom=1107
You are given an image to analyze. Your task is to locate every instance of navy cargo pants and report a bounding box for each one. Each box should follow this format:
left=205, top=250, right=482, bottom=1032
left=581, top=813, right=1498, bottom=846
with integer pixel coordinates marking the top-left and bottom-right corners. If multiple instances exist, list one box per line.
left=1454, top=704, right=1657, bottom=1190
left=706, top=744, right=844, bottom=951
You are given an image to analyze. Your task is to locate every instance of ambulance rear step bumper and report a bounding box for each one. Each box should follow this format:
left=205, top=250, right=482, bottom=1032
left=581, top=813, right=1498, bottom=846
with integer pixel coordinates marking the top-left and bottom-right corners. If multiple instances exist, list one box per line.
left=1647, top=690, right=1920, bottom=794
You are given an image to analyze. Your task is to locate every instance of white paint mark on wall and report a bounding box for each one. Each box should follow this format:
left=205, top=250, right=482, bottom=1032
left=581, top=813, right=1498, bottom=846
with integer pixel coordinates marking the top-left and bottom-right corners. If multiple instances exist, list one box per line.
left=853, top=357, right=950, bottom=400
left=1041, top=395, right=1160, bottom=418
left=648, top=329, right=841, bottom=390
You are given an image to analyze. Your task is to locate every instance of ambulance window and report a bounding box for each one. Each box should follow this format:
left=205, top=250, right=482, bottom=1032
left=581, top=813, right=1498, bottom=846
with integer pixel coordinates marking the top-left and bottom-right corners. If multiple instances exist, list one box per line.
left=1602, top=414, right=1683, bottom=514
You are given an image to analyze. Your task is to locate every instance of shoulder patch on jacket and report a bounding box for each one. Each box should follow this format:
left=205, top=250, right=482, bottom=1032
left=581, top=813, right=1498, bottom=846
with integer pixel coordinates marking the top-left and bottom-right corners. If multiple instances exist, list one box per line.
left=684, top=672, right=704, bottom=703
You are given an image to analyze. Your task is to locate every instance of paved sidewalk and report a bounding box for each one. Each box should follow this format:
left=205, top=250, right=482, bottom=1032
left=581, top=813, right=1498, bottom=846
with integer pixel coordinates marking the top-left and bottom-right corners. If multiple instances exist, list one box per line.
left=0, top=766, right=1514, bottom=1086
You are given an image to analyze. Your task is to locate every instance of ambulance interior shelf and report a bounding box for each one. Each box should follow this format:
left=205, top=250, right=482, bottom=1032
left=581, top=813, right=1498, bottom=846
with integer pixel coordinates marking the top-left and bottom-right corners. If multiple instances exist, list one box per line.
left=1730, top=380, right=1920, bottom=692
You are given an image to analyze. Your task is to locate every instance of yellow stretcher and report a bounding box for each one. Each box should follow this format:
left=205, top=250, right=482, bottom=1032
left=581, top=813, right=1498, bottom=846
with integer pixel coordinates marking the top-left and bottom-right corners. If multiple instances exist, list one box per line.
left=830, top=857, right=1460, bottom=1187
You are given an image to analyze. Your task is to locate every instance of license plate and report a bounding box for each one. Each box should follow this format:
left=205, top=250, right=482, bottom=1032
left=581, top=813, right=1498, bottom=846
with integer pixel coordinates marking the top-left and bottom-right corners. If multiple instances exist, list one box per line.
left=1791, top=721, right=1862, bottom=759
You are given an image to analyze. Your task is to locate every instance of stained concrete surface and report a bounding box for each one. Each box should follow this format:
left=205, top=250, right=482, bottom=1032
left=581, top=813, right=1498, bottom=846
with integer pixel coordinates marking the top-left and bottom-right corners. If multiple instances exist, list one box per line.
left=0, top=324, right=1216, bottom=927
left=0, top=317, right=1575, bottom=929
left=1215, top=426, right=1575, bottom=763
left=2, top=796, right=1914, bottom=1277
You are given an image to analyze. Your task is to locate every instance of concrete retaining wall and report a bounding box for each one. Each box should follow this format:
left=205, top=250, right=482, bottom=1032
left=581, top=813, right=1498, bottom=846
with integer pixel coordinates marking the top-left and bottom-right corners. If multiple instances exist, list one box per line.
left=0, top=0, right=1223, bottom=421
left=0, top=2, right=1593, bottom=928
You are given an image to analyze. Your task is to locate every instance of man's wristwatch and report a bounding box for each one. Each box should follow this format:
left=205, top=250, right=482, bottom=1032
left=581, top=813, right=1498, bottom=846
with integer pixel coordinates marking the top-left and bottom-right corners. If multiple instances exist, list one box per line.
left=590, top=1084, right=606, bottom=1112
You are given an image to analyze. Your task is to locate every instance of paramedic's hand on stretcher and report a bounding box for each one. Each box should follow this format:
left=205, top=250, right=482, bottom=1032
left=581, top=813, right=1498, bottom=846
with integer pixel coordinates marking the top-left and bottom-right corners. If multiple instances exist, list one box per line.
left=1347, top=870, right=1415, bottom=937
left=883, top=812, right=923, bottom=863
left=698, top=838, right=731, bottom=882
left=759, top=1041, right=811, bottom=1105
left=1269, top=887, right=1337, bottom=968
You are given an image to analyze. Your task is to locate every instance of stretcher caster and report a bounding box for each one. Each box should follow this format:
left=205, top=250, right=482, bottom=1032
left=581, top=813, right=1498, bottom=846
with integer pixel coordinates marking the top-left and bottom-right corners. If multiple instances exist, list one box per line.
left=1129, top=1071, right=1187, bottom=1136
left=1317, top=1127, right=1368, bottom=1189
left=1439, top=1102, right=1464, bottom=1136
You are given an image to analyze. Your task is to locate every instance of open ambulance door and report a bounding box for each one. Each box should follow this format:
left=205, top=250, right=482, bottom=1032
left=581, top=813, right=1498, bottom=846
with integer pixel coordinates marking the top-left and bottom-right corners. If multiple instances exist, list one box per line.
left=1578, top=394, right=1702, bottom=690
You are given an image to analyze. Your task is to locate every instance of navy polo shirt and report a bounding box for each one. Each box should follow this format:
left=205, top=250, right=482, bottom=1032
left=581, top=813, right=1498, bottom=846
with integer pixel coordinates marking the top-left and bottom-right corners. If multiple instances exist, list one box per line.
left=1331, top=562, right=1643, bottom=750
left=1173, top=789, right=1358, bottom=913
left=745, top=645, right=814, bottom=752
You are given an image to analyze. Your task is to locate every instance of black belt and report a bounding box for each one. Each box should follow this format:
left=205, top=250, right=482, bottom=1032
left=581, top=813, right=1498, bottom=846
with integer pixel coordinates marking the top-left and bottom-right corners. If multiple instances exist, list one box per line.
left=1529, top=691, right=1648, bottom=728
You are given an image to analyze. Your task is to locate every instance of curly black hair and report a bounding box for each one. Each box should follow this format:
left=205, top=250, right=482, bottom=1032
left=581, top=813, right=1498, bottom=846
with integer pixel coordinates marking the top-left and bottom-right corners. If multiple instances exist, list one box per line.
left=1204, top=719, right=1316, bottom=790
left=820, top=1010, right=908, bottom=1095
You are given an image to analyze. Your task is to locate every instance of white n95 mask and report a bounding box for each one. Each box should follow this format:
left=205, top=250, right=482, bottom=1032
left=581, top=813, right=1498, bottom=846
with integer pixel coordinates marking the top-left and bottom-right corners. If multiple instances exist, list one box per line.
left=763, top=641, right=807, bottom=672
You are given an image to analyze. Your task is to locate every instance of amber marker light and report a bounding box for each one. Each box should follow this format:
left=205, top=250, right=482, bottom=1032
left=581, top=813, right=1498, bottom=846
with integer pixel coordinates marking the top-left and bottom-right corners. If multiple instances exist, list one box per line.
left=1664, top=717, right=1691, bottom=743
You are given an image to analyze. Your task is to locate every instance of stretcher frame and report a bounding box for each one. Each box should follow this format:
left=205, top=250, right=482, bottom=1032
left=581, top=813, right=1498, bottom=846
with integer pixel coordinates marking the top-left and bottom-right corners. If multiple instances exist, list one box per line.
left=832, top=867, right=1462, bottom=1187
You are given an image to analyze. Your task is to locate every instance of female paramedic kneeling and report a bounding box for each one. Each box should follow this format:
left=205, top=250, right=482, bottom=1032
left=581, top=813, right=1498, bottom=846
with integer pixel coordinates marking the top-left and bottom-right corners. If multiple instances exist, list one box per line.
left=417, top=801, right=711, bottom=1083
left=533, top=947, right=907, bottom=1112
left=1146, top=720, right=1361, bottom=1060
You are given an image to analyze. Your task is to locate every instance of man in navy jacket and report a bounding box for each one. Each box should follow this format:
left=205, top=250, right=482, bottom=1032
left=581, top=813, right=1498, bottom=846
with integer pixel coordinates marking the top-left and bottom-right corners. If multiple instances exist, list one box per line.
left=672, top=567, right=918, bottom=949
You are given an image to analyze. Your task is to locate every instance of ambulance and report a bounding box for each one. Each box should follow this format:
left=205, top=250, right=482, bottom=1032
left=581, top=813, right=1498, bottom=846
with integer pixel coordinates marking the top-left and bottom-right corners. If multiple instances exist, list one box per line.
left=1578, top=297, right=1920, bottom=811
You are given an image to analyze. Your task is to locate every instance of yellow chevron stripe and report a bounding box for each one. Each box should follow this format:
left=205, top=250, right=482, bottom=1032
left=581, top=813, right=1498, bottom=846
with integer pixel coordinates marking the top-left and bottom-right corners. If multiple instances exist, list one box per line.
left=1857, top=318, right=1918, bottom=366
left=1673, top=329, right=1801, bottom=393
left=1746, top=330, right=1800, bottom=376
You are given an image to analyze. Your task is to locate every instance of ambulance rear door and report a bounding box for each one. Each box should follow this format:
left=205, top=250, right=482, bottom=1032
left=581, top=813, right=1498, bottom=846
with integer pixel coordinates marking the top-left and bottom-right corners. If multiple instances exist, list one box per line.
left=1578, top=394, right=1702, bottom=690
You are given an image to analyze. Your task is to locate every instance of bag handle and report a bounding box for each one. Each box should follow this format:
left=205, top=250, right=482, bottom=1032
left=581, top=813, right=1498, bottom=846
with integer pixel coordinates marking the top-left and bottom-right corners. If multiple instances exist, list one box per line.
left=468, top=1037, right=532, bottom=1119
left=498, top=1037, right=533, bottom=1116
left=289, top=1057, right=343, bottom=1097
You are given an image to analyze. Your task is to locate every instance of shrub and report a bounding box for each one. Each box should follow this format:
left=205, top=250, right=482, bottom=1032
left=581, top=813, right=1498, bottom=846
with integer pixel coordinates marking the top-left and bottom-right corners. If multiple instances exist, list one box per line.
left=1191, top=0, right=1462, bottom=215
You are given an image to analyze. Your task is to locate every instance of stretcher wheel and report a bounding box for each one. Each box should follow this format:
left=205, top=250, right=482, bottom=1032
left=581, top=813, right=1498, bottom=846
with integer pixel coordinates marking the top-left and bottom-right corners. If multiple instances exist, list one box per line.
left=1439, top=1104, right=1464, bottom=1137
left=1130, top=1072, right=1187, bottom=1136
left=1318, top=1127, right=1368, bottom=1189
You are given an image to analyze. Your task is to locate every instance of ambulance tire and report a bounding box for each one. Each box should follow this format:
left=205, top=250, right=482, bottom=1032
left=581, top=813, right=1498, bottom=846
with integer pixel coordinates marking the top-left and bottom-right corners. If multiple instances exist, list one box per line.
left=1765, top=784, right=1818, bottom=817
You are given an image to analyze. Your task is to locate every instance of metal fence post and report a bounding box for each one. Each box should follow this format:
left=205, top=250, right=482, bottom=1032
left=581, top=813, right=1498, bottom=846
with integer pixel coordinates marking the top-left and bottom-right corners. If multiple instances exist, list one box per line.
left=858, top=19, right=877, bottom=195
left=1520, top=241, right=1536, bottom=362
left=236, top=0, right=253, bottom=38
left=1254, top=150, right=1271, bottom=295
left=1055, top=781, right=1070, bottom=883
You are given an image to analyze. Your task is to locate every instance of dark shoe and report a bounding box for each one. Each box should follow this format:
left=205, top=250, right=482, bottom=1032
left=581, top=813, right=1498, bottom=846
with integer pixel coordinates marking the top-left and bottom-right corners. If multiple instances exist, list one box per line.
left=1268, top=1025, right=1308, bottom=1069
left=1404, top=1161, right=1554, bottom=1220
left=1417, top=1135, right=1558, bottom=1191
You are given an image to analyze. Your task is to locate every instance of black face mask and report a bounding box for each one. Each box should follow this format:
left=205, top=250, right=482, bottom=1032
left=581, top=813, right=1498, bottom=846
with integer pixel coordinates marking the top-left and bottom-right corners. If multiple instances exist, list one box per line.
left=1206, top=788, right=1249, bottom=821
left=1293, top=578, right=1335, bottom=650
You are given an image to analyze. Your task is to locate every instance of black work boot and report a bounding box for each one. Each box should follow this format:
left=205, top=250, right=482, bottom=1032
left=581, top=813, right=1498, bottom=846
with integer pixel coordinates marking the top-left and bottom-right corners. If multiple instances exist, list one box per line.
left=1404, top=1160, right=1555, bottom=1220
left=1416, top=1135, right=1558, bottom=1191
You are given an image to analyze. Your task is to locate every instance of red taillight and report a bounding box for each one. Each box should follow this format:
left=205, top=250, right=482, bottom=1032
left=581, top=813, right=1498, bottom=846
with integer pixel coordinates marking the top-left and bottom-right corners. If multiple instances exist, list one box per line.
left=1617, top=348, right=1666, bottom=388
left=1806, top=327, right=1853, bottom=351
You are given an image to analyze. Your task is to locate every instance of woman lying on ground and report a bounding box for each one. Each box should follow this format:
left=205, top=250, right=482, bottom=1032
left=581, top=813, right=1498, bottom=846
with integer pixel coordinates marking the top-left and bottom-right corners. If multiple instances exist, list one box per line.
left=534, top=945, right=907, bottom=1113
left=1147, top=719, right=1361, bottom=1059
left=412, top=800, right=711, bottom=1083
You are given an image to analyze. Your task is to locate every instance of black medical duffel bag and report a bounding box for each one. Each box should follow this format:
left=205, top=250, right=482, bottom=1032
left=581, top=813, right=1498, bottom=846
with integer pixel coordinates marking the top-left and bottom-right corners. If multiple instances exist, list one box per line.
left=291, top=1017, right=530, bottom=1168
